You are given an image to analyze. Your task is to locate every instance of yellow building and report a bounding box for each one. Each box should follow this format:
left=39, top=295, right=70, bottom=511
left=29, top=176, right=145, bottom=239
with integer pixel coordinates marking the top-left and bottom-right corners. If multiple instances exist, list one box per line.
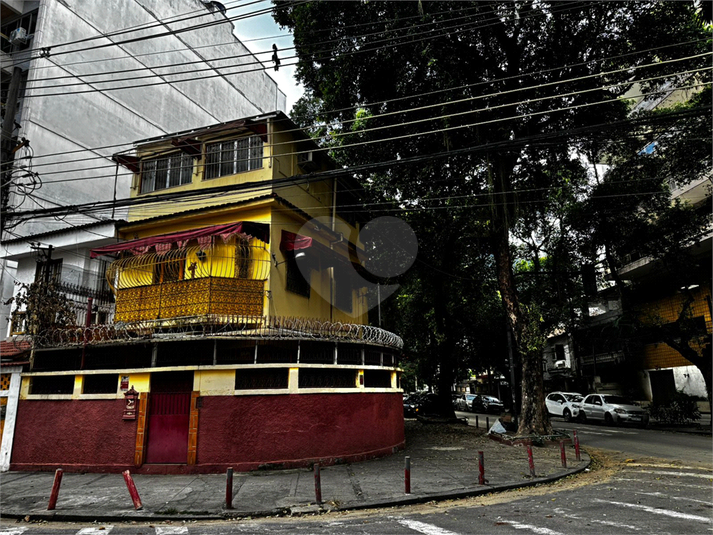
left=10, top=112, right=405, bottom=474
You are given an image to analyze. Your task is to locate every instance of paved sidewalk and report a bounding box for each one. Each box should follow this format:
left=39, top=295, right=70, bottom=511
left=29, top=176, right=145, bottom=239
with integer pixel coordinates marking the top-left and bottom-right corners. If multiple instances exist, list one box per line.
left=0, top=420, right=589, bottom=522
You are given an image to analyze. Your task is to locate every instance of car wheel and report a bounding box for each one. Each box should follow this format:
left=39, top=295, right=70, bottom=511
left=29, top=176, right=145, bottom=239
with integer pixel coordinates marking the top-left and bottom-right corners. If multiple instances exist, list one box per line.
left=579, top=411, right=587, bottom=423
left=563, top=409, right=572, bottom=422
left=604, top=413, right=614, bottom=426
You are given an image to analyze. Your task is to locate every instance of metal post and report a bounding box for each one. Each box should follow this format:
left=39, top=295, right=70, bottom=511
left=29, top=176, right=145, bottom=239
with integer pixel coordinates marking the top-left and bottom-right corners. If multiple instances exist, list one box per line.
left=506, top=325, right=518, bottom=425
left=80, top=297, right=93, bottom=370
left=573, top=430, right=581, bottom=462
left=475, top=415, right=479, bottom=428
left=404, top=456, right=411, bottom=494
left=47, top=468, right=63, bottom=510
left=225, top=467, right=234, bottom=509
left=478, top=451, right=485, bottom=485
left=122, top=470, right=143, bottom=510
left=527, top=444, right=535, bottom=477
left=314, top=464, right=322, bottom=504
left=559, top=441, right=567, bottom=468
left=486, top=416, right=490, bottom=430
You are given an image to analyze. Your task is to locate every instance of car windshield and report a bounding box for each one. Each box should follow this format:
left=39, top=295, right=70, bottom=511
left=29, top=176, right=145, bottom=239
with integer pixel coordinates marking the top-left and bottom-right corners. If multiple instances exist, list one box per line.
left=564, top=394, right=583, bottom=402
left=603, top=395, right=634, bottom=405
left=484, top=396, right=499, bottom=402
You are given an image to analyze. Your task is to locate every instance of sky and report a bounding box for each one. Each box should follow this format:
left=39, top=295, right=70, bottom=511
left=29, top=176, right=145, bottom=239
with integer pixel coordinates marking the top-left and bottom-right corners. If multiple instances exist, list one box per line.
left=229, top=2, right=305, bottom=113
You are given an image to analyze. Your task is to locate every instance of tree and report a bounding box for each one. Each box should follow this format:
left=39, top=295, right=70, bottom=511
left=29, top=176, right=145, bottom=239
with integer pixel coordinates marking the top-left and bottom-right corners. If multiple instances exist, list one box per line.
left=275, top=1, right=709, bottom=433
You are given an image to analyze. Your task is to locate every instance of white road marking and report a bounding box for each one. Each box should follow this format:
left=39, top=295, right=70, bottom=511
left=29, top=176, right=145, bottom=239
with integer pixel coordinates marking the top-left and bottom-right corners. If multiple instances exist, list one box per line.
left=616, top=477, right=712, bottom=490
left=593, top=499, right=713, bottom=523
left=552, top=507, right=641, bottom=531
left=0, top=528, right=28, bottom=535
left=637, top=470, right=713, bottom=480
left=635, top=491, right=713, bottom=505
left=155, top=528, right=189, bottom=535
left=573, top=430, right=613, bottom=436
left=77, top=528, right=114, bottom=535
left=625, top=463, right=713, bottom=472
left=397, top=519, right=462, bottom=535
left=497, top=520, right=565, bottom=535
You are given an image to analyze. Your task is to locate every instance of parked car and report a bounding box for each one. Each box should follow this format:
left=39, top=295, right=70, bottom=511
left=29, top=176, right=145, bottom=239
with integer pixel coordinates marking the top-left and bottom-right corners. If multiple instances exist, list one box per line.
left=413, top=393, right=441, bottom=416
left=545, top=391, right=584, bottom=422
left=403, top=394, right=418, bottom=418
left=579, top=394, right=649, bottom=427
left=454, top=393, right=477, bottom=412
left=472, top=394, right=504, bottom=414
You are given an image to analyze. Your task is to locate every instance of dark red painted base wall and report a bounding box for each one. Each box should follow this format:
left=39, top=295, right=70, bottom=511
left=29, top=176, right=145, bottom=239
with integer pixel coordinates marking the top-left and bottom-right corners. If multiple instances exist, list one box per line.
left=10, top=393, right=404, bottom=474
left=196, top=393, right=405, bottom=469
left=11, top=399, right=136, bottom=472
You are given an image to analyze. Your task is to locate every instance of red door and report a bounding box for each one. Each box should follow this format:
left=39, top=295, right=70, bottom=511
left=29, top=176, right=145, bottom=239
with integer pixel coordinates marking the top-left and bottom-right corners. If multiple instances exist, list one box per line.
left=145, top=393, right=191, bottom=463
left=145, top=372, right=193, bottom=464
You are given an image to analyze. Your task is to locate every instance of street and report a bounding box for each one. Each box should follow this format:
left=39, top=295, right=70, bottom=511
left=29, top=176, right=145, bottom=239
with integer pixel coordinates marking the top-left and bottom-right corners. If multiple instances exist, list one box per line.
left=2, top=414, right=710, bottom=535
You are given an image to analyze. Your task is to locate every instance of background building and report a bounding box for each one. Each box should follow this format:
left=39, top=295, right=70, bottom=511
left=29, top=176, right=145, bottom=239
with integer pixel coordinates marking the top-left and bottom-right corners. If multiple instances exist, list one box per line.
left=1, top=0, right=287, bottom=335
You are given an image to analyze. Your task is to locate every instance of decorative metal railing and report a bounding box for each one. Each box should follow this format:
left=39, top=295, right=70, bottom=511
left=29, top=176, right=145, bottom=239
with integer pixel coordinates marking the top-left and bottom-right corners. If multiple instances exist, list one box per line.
left=107, top=242, right=270, bottom=322
left=20, top=315, right=404, bottom=350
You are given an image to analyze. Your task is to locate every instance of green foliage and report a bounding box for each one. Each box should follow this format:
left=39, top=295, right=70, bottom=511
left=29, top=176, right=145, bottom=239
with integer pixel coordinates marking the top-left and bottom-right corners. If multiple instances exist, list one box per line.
left=10, top=279, right=76, bottom=336
left=648, top=391, right=702, bottom=425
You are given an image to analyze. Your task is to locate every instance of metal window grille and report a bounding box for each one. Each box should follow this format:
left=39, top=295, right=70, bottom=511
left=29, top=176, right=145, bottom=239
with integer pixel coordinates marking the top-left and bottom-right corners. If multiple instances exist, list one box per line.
left=205, top=136, right=263, bottom=180
left=363, top=370, right=391, bottom=388
left=337, top=344, right=361, bottom=364
left=141, top=153, right=192, bottom=193
left=235, top=368, right=288, bottom=390
left=30, top=375, right=74, bottom=395
left=298, top=369, right=357, bottom=389
left=82, top=374, right=118, bottom=394
left=286, top=257, right=310, bottom=297
left=300, top=341, right=334, bottom=364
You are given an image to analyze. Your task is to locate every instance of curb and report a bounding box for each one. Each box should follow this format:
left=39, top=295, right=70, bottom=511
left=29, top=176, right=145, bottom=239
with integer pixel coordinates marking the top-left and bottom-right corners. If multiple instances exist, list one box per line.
left=2, top=455, right=591, bottom=523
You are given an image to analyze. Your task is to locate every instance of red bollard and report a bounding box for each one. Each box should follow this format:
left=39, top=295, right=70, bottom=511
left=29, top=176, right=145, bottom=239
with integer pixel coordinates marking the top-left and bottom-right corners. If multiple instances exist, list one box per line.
left=47, top=468, right=63, bottom=510
left=478, top=451, right=485, bottom=485
left=225, top=467, right=234, bottom=509
left=122, top=470, right=143, bottom=510
left=314, top=463, right=322, bottom=504
left=527, top=444, right=536, bottom=477
left=559, top=441, right=567, bottom=468
left=404, top=456, right=411, bottom=494
left=573, top=430, right=581, bottom=462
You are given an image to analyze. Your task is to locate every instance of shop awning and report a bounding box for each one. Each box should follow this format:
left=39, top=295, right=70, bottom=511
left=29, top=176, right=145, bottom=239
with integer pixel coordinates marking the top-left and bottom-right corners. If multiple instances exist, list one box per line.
left=91, top=222, right=269, bottom=258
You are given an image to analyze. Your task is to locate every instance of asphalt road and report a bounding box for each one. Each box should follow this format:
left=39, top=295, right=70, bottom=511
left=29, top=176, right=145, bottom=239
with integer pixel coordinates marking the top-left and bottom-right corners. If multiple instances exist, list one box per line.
left=3, top=413, right=711, bottom=535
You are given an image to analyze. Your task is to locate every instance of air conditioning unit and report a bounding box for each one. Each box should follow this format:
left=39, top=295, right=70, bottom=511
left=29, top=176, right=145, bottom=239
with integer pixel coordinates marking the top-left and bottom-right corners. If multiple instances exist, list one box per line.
left=555, top=360, right=567, bottom=369
left=297, top=151, right=318, bottom=172
left=9, top=27, right=28, bottom=45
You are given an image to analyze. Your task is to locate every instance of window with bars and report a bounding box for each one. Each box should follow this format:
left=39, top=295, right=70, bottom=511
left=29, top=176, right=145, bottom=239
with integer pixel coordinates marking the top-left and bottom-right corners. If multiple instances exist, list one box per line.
left=235, top=369, right=289, bottom=390
left=83, top=374, right=118, bottom=394
left=286, top=256, right=310, bottom=298
left=140, top=153, right=193, bottom=193
left=299, top=369, right=357, bottom=389
left=30, top=376, right=75, bottom=395
left=205, top=136, right=263, bottom=179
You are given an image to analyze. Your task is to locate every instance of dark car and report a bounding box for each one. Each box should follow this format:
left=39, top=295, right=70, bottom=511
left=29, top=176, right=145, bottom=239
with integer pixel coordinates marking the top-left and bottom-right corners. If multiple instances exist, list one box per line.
left=472, top=394, right=505, bottom=414
left=403, top=394, right=418, bottom=418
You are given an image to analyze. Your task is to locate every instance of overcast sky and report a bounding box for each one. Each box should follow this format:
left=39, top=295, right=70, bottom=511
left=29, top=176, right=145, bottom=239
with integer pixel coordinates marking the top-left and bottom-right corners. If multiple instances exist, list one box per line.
left=229, top=3, right=304, bottom=113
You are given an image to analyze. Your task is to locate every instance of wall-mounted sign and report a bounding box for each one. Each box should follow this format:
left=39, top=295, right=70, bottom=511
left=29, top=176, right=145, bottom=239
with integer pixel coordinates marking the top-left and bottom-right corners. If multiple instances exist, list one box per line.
left=123, top=386, right=138, bottom=420
left=120, top=376, right=129, bottom=391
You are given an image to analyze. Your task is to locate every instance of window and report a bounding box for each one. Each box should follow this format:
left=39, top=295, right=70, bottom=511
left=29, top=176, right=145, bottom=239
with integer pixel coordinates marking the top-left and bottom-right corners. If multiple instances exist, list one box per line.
left=1, top=10, right=38, bottom=53
left=364, top=370, right=391, bottom=388
left=141, top=153, right=193, bottom=193
left=10, top=311, right=26, bottom=335
left=30, top=376, right=74, bottom=395
left=34, top=258, right=62, bottom=283
left=299, top=369, right=357, bottom=389
left=235, top=369, right=288, bottom=390
left=286, top=256, right=310, bottom=298
left=334, top=269, right=353, bottom=313
left=205, top=136, right=263, bottom=179
left=83, top=374, right=118, bottom=394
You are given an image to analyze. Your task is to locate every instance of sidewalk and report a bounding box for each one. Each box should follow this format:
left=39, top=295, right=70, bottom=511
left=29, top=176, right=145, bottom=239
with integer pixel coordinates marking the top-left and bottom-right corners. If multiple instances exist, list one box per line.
left=648, top=412, right=712, bottom=436
left=0, top=420, right=589, bottom=522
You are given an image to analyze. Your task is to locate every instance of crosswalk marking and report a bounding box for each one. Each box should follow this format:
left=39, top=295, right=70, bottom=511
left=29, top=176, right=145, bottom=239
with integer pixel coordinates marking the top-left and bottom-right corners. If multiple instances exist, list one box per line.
left=616, top=477, right=713, bottom=490
left=397, top=519, right=462, bottom=535
left=77, top=528, right=114, bottom=535
left=635, top=491, right=713, bottom=505
left=637, top=470, right=713, bottom=480
left=553, top=507, right=641, bottom=531
left=155, top=528, right=189, bottom=535
left=593, top=498, right=713, bottom=523
left=497, top=520, right=565, bottom=535
left=0, top=528, right=28, bottom=535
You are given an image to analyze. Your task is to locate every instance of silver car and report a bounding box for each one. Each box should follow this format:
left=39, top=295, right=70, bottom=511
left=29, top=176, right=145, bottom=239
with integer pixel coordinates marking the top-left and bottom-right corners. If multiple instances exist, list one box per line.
left=545, top=391, right=583, bottom=422
left=579, top=394, right=649, bottom=426
left=455, top=393, right=477, bottom=412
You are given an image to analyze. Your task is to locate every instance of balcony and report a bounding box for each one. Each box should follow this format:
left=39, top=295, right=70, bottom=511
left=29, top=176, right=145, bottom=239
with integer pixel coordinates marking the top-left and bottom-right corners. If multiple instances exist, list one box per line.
left=114, top=277, right=264, bottom=321
left=107, top=241, right=270, bottom=322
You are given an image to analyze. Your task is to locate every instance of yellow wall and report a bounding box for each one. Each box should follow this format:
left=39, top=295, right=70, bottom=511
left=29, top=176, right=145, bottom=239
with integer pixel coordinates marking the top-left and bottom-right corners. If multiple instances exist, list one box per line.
left=193, top=370, right=235, bottom=395
left=640, top=284, right=711, bottom=370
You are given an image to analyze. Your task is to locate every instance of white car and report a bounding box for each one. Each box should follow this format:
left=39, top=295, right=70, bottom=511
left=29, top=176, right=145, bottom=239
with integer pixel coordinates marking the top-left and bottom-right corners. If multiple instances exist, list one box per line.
left=545, top=391, right=583, bottom=422
left=455, top=394, right=477, bottom=412
left=579, top=394, right=649, bottom=426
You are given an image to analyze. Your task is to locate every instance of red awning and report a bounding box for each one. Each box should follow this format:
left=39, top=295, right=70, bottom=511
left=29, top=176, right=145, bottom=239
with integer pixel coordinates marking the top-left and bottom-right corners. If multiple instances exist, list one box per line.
left=91, top=222, right=269, bottom=258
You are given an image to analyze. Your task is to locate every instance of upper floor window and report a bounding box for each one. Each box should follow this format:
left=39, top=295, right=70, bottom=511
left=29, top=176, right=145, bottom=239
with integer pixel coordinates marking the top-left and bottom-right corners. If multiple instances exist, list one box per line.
left=205, top=136, right=263, bottom=180
left=141, top=153, right=193, bottom=194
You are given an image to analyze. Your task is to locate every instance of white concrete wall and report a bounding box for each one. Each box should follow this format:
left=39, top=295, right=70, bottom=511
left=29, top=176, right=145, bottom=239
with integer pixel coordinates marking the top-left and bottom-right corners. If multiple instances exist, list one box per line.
left=6, top=0, right=286, bottom=237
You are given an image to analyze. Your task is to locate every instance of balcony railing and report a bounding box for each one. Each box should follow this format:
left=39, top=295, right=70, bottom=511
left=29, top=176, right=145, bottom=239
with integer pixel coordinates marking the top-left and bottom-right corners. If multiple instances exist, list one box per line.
left=107, top=242, right=270, bottom=322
